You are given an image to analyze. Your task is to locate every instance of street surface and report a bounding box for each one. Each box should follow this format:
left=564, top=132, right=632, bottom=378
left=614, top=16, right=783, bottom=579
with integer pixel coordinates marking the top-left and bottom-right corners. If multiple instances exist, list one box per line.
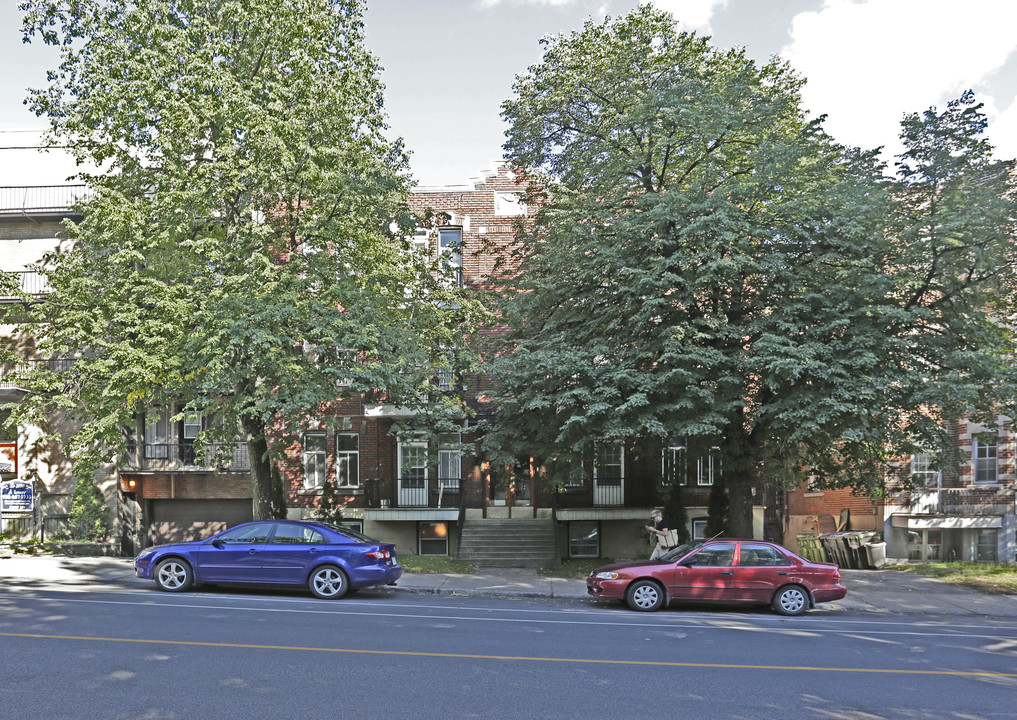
left=1, top=583, right=1016, bottom=719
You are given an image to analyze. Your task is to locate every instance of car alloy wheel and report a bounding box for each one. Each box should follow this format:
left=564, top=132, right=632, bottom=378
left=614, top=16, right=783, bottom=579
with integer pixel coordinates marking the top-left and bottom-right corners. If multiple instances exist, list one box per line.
left=154, top=559, right=193, bottom=593
left=626, top=579, right=664, bottom=612
left=309, top=565, right=349, bottom=599
left=772, top=585, right=808, bottom=616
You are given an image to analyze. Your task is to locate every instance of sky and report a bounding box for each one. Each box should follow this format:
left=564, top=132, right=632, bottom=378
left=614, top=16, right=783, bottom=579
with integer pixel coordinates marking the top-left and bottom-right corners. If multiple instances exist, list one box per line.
left=1, top=0, right=1015, bottom=188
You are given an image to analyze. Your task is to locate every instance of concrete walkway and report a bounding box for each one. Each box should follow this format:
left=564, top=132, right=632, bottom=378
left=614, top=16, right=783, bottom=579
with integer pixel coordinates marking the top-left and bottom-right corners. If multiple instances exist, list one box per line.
left=2, top=554, right=1016, bottom=617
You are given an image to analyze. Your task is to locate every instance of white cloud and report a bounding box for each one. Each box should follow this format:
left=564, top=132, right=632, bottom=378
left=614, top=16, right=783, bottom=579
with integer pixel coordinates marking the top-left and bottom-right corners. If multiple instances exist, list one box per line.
left=782, top=0, right=1017, bottom=160
left=649, top=0, right=727, bottom=31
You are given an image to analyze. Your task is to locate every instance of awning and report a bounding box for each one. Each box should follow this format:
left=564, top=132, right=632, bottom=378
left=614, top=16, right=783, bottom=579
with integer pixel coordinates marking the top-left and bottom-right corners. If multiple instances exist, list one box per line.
left=890, top=514, right=1002, bottom=530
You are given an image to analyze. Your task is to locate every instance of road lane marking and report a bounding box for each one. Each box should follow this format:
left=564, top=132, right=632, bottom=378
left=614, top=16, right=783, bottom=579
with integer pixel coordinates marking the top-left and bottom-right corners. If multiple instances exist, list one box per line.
left=2, top=631, right=1014, bottom=678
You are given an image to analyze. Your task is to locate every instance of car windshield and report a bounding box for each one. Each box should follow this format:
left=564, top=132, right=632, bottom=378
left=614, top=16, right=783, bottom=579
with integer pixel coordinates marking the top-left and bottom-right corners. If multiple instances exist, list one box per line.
left=658, top=540, right=701, bottom=562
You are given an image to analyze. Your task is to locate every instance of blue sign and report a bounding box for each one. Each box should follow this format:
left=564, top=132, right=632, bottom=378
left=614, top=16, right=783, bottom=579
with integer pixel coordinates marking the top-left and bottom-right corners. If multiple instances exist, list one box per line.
left=1, top=480, right=34, bottom=513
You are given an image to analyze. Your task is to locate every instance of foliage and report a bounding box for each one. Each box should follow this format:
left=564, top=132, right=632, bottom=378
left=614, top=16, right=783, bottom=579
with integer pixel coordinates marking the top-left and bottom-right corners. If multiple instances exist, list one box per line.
left=703, top=477, right=729, bottom=539
left=894, top=562, right=1017, bottom=595
left=69, top=475, right=109, bottom=541
left=313, top=477, right=345, bottom=525
left=491, top=7, right=1017, bottom=536
left=14, top=0, right=488, bottom=518
left=537, top=557, right=607, bottom=578
left=663, top=480, right=691, bottom=546
left=269, top=462, right=287, bottom=521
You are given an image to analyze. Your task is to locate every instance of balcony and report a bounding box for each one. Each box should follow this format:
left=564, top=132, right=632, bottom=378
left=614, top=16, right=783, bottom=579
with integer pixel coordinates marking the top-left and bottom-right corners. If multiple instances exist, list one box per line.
left=0, top=185, right=91, bottom=216
left=363, top=477, right=463, bottom=509
left=123, top=442, right=250, bottom=473
left=0, top=271, right=50, bottom=301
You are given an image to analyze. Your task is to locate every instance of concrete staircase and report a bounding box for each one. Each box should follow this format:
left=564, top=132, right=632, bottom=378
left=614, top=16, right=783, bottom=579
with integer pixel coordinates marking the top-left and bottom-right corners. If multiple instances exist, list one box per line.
left=457, top=517, right=557, bottom=568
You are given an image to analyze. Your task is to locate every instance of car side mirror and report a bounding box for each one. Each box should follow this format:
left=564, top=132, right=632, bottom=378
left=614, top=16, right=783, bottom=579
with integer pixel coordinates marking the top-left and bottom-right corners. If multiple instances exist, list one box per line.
left=210, top=538, right=225, bottom=548
left=680, top=558, right=697, bottom=567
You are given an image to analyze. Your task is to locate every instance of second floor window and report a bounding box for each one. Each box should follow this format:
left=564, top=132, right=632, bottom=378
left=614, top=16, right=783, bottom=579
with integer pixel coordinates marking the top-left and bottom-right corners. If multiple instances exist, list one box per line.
left=595, top=445, right=623, bottom=486
left=910, top=453, right=941, bottom=487
left=145, top=409, right=169, bottom=459
left=303, top=432, right=326, bottom=489
left=400, top=440, right=427, bottom=489
left=438, top=227, right=463, bottom=287
left=974, top=440, right=998, bottom=484
left=336, top=434, right=359, bottom=489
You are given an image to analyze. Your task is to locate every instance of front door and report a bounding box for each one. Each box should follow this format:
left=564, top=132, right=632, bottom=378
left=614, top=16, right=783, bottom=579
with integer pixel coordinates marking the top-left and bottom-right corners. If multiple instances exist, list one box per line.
left=593, top=445, right=624, bottom=506
left=398, top=441, right=428, bottom=507
left=194, top=522, right=273, bottom=582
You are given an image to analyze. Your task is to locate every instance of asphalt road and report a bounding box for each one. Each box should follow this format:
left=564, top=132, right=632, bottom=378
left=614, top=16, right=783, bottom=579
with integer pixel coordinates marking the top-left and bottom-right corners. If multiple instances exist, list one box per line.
left=2, top=584, right=1016, bottom=720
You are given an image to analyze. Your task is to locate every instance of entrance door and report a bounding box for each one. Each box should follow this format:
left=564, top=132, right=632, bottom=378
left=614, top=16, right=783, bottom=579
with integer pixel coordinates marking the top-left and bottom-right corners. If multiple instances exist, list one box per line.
left=398, top=440, right=428, bottom=507
left=593, top=444, right=624, bottom=506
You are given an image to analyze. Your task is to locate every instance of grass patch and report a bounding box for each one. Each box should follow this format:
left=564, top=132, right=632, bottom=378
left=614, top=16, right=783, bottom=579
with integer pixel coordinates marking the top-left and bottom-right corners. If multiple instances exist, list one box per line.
left=400, top=554, right=475, bottom=575
left=893, top=562, right=1017, bottom=595
left=538, top=558, right=610, bottom=579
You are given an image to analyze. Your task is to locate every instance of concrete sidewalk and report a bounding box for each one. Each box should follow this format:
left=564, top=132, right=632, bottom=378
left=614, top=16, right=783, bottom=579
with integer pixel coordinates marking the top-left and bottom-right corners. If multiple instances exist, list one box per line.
left=2, top=553, right=1016, bottom=617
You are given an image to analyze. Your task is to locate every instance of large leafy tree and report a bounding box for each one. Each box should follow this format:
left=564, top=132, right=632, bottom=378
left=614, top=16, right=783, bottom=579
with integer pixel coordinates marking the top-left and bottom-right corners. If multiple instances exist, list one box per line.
left=492, top=7, right=1017, bottom=537
left=15, top=0, right=484, bottom=518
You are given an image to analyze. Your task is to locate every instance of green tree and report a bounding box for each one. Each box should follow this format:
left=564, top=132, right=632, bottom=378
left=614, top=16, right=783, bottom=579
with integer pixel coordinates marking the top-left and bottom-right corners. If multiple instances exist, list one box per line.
left=703, top=477, right=728, bottom=539
left=69, top=475, right=109, bottom=541
left=15, top=0, right=485, bottom=519
left=492, top=8, right=1017, bottom=537
left=314, top=476, right=345, bottom=526
left=662, top=477, right=691, bottom=546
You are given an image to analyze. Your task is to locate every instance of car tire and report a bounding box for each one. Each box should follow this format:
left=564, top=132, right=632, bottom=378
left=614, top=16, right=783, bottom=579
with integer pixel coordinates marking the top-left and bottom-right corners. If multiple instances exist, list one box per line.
left=772, top=585, right=809, bottom=616
left=153, top=558, right=194, bottom=593
left=309, top=565, right=350, bottom=600
left=625, top=579, right=665, bottom=612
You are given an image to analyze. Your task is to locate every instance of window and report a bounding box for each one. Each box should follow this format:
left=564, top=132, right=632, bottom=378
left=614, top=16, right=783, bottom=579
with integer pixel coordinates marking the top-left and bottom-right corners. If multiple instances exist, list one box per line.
left=270, top=525, right=326, bottom=544
left=419, top=522, right=448, bottom=556
left=976, top=529, right=998, bottom=561
left=738, top=544, right=789, bottom=567
left=689, top=543, right=736, bottom=566
left=438, top=440, right=461, bottom=491
left=335, top=434, right=359, bottom=489
left=340, top=520, right=364, bottom=534
left=911, top=453, right=941, bottom=487
left=974, top=439, right=998, bottom=483
left=145, top=409, right=169, bottom=459
left=569, top=521, right=599, bottom=558
left=692, top=519, right=708, bottom=540
left=595, top=444, right=623, bottom=486
left=400, top=440, right=427, bottom=488
left=302, top=432, right=326, bottom=489
left=662, top=440, right=686, bottom=486
left=217, top=522, right=272, bottom=544
left=697, top=449, right=718, bottom=486
left=438, top=227, right=463, bottom=287
left=182, top=412, right=202, bottom=440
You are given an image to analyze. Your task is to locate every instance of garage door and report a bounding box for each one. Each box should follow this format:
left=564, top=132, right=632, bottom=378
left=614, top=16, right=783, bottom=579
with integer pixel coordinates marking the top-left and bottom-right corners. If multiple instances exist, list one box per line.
left=148, top=499, right=252, bottom=545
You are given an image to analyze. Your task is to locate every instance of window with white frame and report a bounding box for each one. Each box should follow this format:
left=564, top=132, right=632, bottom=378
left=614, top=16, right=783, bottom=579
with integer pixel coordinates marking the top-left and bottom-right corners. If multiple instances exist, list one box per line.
left=662, top=439, right=686, bottom=486
left=302, top=432, right=327, bottom=489
left=438, top=436, right=461, bottom=491
left=697, top=448, right=719, bottom=486
left=595, top=444, right=623, bottom=486
left=182, top=412, right=202, bottom=440
left=145, top=408, right=169, bottom=459
left=437, top=227, right=463, bottom=287
left=335, top=434, right=359, bottom=489
left=910, top=453, right=941, bottom=487
left=973, top=439, right=998, bottom=484
left=692, top=518, right=708, bottom=540
left=399, top=439, right=427, bottom=488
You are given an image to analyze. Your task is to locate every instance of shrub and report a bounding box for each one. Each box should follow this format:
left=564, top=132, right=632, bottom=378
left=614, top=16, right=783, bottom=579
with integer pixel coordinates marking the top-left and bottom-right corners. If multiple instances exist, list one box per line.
left=69, top=476, right=109, bottom=541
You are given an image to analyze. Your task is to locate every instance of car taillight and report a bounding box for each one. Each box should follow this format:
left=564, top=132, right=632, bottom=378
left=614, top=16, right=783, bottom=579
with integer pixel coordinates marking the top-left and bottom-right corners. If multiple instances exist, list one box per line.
left=365, top=550, right=390, bottom=560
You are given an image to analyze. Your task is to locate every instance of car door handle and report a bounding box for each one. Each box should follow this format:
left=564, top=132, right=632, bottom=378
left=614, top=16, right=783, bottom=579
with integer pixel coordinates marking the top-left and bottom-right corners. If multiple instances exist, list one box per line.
left=721, top=571, right=733, bottom=575
left=248, top=549, right=259, bottom=555
left=777, top=572, right=787, bottom=576
left=309, top=548, right=320, bottom=553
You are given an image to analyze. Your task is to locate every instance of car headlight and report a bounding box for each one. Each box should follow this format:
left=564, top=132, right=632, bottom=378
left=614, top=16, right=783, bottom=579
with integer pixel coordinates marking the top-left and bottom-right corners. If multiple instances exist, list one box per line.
left=595, top=571, right=620, bottom=580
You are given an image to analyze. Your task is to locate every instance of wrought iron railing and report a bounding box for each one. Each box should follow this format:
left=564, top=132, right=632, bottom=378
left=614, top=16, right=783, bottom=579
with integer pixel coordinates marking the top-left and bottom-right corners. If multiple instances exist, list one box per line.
left=0, top=185, right=90, bottom=215
left=123, top=441, right=250, bottom=472
left=364, top=477, right=462, bottom=509
left=901, top=487, right=1015, bottom=515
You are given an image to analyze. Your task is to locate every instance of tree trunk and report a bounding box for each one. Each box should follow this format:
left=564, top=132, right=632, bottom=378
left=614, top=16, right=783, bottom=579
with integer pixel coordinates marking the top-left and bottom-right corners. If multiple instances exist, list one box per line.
left=722, top=419, right=757, bottom=539
left=241, top=414, right=273, bottom=520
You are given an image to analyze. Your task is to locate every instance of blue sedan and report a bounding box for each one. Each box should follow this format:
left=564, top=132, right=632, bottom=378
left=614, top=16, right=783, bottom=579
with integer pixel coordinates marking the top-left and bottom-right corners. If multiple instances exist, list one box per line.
left=134, top=520, right=402, bottom=599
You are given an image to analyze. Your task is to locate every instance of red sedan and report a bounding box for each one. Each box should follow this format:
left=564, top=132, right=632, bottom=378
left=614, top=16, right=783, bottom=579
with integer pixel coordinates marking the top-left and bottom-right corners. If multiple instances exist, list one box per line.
left=587, top=538, right=846, bottom=615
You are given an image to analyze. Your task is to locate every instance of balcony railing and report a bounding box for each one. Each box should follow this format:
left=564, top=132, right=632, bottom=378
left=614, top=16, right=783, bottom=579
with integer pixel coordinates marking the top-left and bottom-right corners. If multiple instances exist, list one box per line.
left=0, top=185, right=91, bottom=216
left=902, top=487, right=1016, bottom=516
left=123, top=442, right=250, bottom=473
left=0, top=359, right=76, bottom=389
left=364, top=477, right=463, bottom=509
left=0, top=271, right=50, bottom=301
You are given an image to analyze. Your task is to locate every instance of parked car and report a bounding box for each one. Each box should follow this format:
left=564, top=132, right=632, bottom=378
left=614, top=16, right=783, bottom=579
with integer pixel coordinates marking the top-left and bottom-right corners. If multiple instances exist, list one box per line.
left=587, top=538, right=846, bottom=615
left=134, top=520, right=402, bottom=599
